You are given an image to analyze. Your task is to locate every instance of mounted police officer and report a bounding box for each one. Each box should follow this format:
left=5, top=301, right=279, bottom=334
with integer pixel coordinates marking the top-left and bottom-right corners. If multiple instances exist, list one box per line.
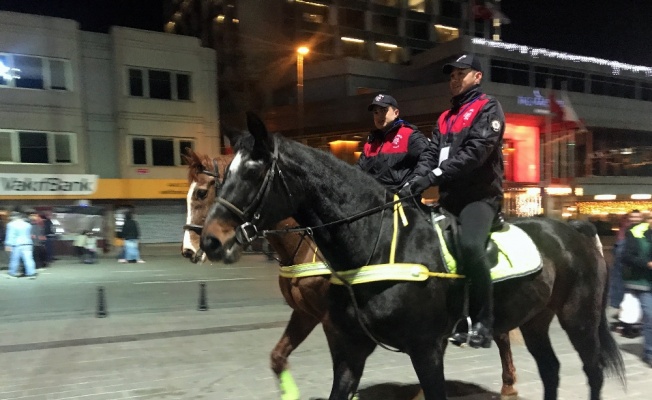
left=399, top=54, right=506, bottom=349
left=358, top=94, right=437, bottom=195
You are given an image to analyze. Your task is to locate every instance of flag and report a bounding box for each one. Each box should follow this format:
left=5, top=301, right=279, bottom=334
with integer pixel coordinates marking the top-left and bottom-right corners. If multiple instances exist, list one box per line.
left=549, top=91, right=587, bottom=131
left=472, top=1, right=511, bottom=24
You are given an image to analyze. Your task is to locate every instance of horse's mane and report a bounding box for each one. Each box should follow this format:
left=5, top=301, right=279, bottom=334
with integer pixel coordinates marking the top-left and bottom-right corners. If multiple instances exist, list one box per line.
left=276, top=134, right=388, bottom=202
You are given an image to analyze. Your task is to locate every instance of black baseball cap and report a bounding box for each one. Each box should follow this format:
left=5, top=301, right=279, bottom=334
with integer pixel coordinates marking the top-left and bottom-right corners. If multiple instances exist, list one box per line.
left=442, top=54, right=483, bottom=74
left=367, top=94, right=399, bottom=111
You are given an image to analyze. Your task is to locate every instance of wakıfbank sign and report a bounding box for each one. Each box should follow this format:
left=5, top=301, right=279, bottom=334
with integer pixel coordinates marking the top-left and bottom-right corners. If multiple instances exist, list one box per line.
left=0, top=174, right=98, bottom=196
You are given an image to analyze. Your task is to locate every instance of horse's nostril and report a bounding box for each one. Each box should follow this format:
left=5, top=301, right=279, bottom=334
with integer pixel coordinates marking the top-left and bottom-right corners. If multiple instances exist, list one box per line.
left=182, top=249, right=194, bottom=259
left=201, top=234, right=222, bottom=253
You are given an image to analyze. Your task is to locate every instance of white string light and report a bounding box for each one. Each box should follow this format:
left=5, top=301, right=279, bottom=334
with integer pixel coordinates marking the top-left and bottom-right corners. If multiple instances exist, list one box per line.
left=472, top=38, right=652, bottom=77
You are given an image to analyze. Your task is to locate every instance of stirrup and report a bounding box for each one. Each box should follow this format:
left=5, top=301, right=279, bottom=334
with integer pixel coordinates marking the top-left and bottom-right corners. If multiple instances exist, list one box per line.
left=448, top=315, right=473, bottom=348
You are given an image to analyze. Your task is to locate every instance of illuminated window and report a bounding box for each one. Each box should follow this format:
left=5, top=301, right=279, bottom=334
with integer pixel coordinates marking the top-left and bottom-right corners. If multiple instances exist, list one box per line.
left=129, top=136, right=195, bottom=167
left=434, top=25, right=459, bottom=43
left=302, top=12, right=324, bottom=23
left=342, top=37, right=366, bottom=58
left=0, top=53, right=71, bottom=91
left=375, top=43, right=404, bottom=64
left=408, top=0, right=426, bottom=12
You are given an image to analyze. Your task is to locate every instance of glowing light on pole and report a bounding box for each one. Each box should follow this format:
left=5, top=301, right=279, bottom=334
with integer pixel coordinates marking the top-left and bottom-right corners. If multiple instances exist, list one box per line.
left=297, top=46, right=309, bottom=135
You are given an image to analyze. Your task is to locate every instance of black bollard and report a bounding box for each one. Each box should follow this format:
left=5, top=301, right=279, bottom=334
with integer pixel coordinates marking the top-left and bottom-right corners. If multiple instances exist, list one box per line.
left=96, top=286, right=108, bottom=318
left=197, top=282, right=208, bottom=311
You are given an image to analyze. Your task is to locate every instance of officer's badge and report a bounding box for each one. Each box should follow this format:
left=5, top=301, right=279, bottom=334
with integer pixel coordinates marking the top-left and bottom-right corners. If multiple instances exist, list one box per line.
left=491, top=120, right=501, bottom=132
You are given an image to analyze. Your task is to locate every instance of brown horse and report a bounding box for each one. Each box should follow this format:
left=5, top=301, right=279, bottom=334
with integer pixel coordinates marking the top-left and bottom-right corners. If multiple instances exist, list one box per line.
left=182, top=149, right=519, bottom=400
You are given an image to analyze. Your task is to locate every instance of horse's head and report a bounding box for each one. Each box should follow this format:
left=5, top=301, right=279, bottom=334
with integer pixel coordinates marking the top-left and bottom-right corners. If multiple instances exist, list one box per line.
left=182, top=148, right=231, bottom=263
left=201, top=112, right=291, bottom=263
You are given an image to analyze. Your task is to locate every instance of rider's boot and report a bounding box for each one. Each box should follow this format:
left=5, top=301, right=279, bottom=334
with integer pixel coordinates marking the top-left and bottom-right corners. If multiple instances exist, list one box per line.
left=449, top=254, right=494, bottom=348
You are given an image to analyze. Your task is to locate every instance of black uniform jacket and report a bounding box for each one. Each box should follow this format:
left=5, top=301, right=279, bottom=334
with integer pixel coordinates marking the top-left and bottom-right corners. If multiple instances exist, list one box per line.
left=357, top=119, right=437, bottom=193
left=431, top=85, right=505, bottom=215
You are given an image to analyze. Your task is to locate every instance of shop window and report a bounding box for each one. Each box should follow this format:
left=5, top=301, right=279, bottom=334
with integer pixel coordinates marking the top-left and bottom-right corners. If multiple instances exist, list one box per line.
left=302, top=12, right=325, bottom=24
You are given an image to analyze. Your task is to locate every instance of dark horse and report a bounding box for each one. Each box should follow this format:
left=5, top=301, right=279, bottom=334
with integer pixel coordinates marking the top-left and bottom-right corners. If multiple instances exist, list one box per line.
left=200, top=114, right=625, bottom=400
left=183, top=149, right=524, bottom=400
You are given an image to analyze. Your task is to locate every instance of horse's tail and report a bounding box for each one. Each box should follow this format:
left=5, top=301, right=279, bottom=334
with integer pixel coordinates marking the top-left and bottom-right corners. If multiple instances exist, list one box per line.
left=598, top=272, right=627, bottom=387
left=567, top=219, right=604, bottom=256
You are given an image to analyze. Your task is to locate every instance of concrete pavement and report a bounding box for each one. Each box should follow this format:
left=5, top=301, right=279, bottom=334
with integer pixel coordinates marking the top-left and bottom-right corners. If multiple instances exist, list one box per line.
left=0, top=252, right=650, bottom=399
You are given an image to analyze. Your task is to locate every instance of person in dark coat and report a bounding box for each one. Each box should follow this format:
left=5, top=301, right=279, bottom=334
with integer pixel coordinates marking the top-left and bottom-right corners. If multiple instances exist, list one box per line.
left=399, top=54, right=506, bottom=349
left=118, top=211, right=144, bottom=263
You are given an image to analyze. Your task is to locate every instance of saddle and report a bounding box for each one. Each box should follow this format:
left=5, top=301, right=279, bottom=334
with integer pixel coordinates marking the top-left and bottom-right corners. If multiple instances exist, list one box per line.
left=430, top=207, right=542, bottom=283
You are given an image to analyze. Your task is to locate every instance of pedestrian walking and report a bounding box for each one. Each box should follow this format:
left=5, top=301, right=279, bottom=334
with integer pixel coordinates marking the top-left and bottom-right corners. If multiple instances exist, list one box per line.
left=4, top=207, right=37, bottom=279
left=118, top=211, right=145, bottom=263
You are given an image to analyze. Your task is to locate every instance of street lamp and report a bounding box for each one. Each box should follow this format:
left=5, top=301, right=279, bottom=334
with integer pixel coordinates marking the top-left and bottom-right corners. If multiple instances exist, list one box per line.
left=297, top=46, right=309, bottom=135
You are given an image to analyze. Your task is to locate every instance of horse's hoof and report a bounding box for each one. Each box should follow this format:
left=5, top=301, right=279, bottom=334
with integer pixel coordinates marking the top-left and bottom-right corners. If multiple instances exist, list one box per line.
left=500, top=393, right=519, bottom=400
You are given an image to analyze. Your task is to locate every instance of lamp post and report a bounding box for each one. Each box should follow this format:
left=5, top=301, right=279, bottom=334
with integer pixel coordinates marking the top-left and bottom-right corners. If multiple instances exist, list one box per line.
left=297, top=46, right=309, bottom=135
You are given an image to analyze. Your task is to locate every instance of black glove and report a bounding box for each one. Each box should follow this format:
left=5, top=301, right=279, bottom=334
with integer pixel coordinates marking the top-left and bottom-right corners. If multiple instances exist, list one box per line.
left=399, top=174, right=434, bottom=198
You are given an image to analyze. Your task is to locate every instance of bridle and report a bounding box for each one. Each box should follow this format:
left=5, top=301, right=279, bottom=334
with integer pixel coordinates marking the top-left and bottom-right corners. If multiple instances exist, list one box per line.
left=183, top=158, right=222, bottom=235
left=214, top=137, right=293, bottom=245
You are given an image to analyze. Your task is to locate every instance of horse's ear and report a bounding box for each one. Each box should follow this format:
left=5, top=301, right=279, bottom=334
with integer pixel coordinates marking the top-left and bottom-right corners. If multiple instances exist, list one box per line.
left=246, top=111, right=272, bottom=153
left=181, top=147, right=194, bottom=166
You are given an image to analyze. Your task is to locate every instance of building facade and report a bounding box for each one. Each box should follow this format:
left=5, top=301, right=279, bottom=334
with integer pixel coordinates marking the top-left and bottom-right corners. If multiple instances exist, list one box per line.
left=0, top=11, right=219, bottom=244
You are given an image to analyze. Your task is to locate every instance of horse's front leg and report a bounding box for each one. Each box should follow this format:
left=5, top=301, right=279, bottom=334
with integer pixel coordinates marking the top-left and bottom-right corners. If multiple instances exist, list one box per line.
left=270, top=309, right=320, bottom=400
left=324, top=321, right=376, bottom=400
left=495, top=331, right=519, bottom=400
left=408, top=337, right=448, bottom=400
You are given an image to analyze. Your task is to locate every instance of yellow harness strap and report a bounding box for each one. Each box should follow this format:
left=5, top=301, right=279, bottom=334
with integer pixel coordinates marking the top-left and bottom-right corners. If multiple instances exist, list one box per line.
left=330, top=263, right=464, bottom=285
left=278, top=195, right=465, bottom=284
left=279, top=262, right=331, bottom=278
left=389, top=194, right=408, bottom=263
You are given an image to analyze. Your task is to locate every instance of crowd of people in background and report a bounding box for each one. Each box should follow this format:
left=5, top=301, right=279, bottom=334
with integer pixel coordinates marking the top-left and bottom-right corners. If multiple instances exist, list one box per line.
left=1, top=206, right=146, bottom=275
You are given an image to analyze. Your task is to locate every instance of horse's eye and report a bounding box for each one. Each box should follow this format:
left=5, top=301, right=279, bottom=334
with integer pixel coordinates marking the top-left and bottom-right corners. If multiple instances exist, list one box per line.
left=196, top=189, right=208, bottom=200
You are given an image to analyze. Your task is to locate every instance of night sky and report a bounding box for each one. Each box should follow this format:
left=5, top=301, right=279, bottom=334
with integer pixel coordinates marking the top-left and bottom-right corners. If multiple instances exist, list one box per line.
left=0, top=0, right=650, bottom=66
